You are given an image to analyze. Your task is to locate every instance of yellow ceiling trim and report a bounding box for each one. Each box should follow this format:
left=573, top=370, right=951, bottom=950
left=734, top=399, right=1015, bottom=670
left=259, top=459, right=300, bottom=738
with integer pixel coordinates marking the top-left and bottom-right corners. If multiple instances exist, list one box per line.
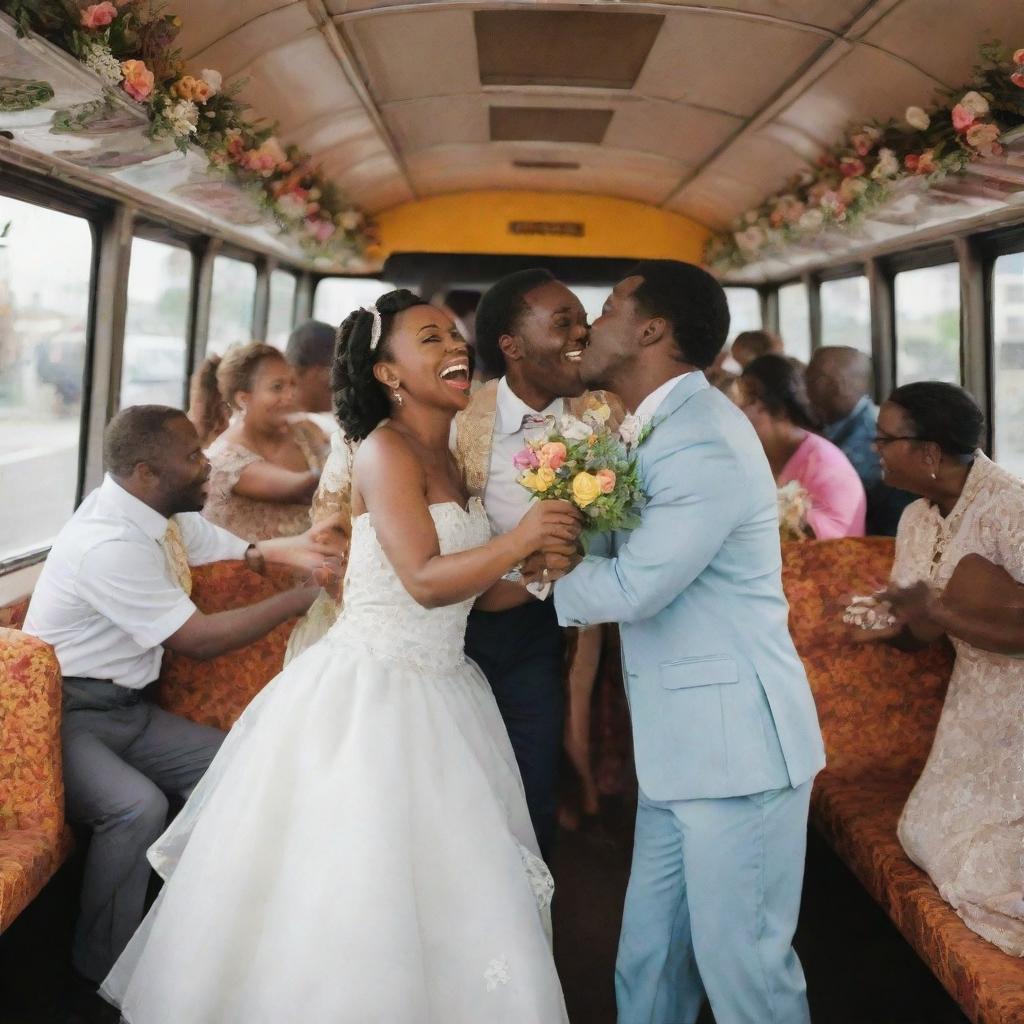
left=372, top=191, right=710, bottom=262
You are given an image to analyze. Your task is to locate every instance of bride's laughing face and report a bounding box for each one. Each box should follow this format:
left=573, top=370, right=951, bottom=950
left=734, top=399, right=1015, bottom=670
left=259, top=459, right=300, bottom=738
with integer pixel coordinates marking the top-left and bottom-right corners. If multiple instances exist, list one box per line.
left=374, top=304, right=472, bottom=413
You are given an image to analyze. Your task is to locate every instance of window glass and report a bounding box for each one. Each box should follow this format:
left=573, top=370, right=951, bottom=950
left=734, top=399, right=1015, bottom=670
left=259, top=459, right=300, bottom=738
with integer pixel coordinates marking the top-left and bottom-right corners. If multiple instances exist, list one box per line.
left=819, top=277, right=872, bottom=355
left=0, top=196, right=93, bottom=562
left=777, top=282, right=811, bottom=362
left=894, top=263, right=960, bottom=386
left=313, top=278, right=396, bottom=327
left=208, top=256, right=256, bottom=354
left=992, top=252, right=1024, bottom=477
left=122, top=238, right=191, bottom=410
left=724, top=288, right=761, bottom=339
left=267, top=269, right=297, bottom=350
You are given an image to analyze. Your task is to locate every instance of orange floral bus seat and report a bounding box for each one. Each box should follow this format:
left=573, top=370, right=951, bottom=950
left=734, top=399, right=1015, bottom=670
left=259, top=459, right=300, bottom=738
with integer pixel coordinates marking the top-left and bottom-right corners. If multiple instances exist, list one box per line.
left=0, top=628, right=74, bottom=934
left=782, top=538, right=1024, bottom=1024
left=156, top=561, right=299, bottom=731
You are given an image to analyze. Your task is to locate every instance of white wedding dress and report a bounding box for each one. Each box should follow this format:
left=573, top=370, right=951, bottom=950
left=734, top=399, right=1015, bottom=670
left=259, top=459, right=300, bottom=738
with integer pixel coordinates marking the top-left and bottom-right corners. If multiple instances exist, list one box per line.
left=102, top=498, right=568, bottom=1023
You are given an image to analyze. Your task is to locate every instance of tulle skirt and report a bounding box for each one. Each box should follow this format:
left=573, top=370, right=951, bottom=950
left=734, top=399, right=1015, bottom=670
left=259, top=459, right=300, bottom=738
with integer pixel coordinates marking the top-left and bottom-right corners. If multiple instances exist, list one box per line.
left=101, top=636, right=568, bottom=1023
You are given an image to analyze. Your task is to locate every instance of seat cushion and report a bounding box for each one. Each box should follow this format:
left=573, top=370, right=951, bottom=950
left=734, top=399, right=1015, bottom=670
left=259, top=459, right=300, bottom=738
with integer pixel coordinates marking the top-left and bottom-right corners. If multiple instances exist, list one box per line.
left=781, top=538, right=954, bottom=777
left=157, top=561, right=298, bottom=731
left=0, top=629, right=65, bottom=835
left=0, top=825, right=73, bottom=934
left=814, top=771, right=1024, bottom=1024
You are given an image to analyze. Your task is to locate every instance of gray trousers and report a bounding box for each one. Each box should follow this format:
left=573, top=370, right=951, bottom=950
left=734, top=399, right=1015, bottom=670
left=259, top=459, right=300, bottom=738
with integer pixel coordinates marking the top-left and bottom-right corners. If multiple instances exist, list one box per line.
left=61, top=678, right=224, bottom=982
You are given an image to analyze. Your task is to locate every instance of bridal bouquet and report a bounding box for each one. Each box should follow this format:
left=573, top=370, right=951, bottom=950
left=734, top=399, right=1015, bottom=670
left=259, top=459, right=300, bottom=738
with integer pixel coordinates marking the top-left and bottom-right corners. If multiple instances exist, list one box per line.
left=514, top=398, right=647, bottom=537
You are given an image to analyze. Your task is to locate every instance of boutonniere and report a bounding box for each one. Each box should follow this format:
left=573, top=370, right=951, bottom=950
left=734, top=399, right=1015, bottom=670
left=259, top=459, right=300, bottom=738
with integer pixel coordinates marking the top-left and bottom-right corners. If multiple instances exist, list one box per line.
left=618, top=414, right=658, bottom=450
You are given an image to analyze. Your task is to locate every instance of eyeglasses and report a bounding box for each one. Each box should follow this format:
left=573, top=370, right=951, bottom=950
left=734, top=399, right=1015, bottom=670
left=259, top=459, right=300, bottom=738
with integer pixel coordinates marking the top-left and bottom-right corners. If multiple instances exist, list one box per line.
left=872, top=435, right=921, bottom=446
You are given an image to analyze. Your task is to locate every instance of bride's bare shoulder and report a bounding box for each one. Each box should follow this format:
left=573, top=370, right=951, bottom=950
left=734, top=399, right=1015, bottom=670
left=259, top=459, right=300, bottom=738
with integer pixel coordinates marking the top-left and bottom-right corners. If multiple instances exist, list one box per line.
left=353, top=424, right=425, bottom=491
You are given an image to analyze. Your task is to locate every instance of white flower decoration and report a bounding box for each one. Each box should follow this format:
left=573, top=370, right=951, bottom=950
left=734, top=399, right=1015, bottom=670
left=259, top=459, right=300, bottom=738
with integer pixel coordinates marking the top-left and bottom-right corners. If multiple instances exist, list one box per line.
left=166, top=98, right=199, bottom=137
left=798, top=208, right=824, bottom=231
left=905, top=106, right=931, bottom=131
left=959, top=90, right=990, bottom=116
left=199, top=68, right=222, bottom=96
left=557, top=414, right=593, bottom=442
left=82, top=40, right=123, bottom=87
left=871, top=148, right=900, bottom=180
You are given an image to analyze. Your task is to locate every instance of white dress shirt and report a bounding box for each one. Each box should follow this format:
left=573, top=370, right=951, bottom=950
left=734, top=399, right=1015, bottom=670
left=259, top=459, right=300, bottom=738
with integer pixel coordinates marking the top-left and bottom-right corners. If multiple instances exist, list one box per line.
left=483, top=377, right=565, bottom=537
left=632, top=372, right=693, bottom=424
left=23, top=475, right=248, bottom=688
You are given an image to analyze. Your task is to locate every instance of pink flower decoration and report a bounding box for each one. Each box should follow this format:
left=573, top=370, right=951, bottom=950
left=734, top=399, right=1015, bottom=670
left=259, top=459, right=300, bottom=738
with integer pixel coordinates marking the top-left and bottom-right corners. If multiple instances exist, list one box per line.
left=513, top=448, right=540, bottom=471
left=1013, top=48, right=1024, bottom=65
left=81, top=2, right=117, bottom=28
left=595, top=469, right=616, bottom=494
left=850, top=133, right=874, bottom=157
left=305, top=218, right=335, bottom=244
left=839, top=157, right=866, bottom=178
left=904, top=153, right=920, bottom=173
left=966, top=122, right=1002, bottom=157
left=1012, top=70, right=1024, bottom=89
left=951, top=104, right=976, bottom=132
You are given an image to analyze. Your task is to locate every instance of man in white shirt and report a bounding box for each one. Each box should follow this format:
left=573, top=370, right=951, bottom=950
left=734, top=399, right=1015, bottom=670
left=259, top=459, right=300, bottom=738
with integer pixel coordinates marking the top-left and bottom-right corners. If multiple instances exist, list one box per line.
left=459, top=269, right=601, bottom=859
left=23, top=405, right=342, bottom=989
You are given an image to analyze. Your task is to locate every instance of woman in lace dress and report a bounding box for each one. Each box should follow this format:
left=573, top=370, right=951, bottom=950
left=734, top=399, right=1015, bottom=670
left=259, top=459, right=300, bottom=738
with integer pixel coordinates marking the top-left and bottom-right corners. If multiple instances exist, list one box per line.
left=863, top=381, right=1024, bottom=955
left=101, top=290, right=579, bottom=1022
left=202, top=342, right=328, bottom=542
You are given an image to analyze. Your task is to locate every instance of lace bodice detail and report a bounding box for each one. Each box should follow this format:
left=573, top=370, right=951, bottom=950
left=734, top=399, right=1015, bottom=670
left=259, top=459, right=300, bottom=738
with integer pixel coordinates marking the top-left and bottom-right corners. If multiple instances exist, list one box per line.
left=324, top=499, right=492, bottom=672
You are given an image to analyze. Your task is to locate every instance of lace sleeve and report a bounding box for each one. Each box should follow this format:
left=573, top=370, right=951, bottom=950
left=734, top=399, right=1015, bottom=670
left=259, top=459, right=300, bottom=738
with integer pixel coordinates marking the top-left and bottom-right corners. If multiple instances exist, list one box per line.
left=890, top=501, right=926, bottom=587
left=311, top=431, right=356, bottom=529
left=207, top=442, right=262, bottom=500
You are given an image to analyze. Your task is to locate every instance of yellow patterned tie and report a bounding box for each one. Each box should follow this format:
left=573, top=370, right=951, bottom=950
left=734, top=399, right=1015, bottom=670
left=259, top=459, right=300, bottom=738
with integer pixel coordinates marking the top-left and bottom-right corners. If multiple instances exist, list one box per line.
left=161, top=520, right=193, bottom=597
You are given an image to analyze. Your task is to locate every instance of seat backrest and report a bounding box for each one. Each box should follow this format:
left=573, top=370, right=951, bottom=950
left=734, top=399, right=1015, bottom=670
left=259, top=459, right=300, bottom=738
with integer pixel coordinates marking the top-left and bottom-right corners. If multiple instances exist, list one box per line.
left=157, top=561, right=298, bottom=731
left=781, top=538, right=953, bottom=778
left=0, top=627, right=66, bottom=836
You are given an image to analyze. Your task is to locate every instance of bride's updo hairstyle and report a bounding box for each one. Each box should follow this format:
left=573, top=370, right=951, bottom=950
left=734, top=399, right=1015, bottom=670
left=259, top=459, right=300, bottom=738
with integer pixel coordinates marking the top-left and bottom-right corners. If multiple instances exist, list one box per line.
left=332, top=288, right=427, bottom=440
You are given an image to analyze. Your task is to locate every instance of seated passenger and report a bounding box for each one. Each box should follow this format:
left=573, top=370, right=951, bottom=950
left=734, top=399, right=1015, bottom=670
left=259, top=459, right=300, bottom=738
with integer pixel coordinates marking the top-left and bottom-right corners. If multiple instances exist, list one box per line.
left=285, top=319, right=337, bottom=435
left=805, top=346, right=915, bottom=536
left=731, top=328, right=784, bottom=368
left=21, top=405, right=341, bottom=988
left=855, top=382, right=1024, bottom=956
left=203, top=343, right=329, bottom=542
left=186, top=353, right=229, bottom=448
left=736, top=354, right=866, bottom=538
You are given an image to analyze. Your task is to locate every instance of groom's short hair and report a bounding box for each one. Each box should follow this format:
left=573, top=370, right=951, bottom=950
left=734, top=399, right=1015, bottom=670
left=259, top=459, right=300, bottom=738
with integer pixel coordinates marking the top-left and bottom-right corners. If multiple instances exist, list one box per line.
left=628, top=260, right=730, bottom=369
left=475, top=268, right=556, bottom=377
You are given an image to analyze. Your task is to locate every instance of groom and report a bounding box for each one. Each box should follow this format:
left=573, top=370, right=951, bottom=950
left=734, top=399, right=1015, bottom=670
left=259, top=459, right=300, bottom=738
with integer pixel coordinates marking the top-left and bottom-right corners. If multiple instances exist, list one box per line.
left=553, top=260, right=825, bottom=1023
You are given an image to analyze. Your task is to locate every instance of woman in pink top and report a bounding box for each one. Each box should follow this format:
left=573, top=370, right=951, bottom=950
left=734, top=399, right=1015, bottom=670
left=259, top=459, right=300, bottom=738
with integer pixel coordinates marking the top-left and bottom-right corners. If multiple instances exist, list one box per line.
left=736, top=354, right=866, bottom=539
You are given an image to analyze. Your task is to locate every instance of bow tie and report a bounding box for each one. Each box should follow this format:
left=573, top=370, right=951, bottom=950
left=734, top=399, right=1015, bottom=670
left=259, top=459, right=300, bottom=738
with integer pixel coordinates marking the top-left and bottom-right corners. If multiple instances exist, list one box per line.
left=521, top=413, right=554, bottom=430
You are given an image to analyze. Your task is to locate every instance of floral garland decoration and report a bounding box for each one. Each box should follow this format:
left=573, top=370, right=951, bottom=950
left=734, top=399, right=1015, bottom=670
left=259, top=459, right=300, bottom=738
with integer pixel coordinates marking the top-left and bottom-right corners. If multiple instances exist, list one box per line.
left=704, top=43, right=1024, bottom=273
left=4, top=0, right=376, bottom=262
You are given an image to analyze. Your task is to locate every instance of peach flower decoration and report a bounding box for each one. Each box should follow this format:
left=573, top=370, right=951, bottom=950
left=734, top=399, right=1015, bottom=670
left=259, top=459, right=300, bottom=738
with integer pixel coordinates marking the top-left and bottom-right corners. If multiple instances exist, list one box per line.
left=81, top=2, right=117, bottom=28
left=120, top=60, right=155, bottom=102
left=539, top=442, right=567, bottom=470
left=595, top=469, right=617, bottom=494
left=1013, top=48, right=1024, bottom=65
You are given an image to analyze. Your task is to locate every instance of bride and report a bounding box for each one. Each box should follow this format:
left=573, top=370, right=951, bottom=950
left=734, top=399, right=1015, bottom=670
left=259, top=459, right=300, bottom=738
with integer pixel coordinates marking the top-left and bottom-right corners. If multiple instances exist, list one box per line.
left=101, top=289, right=580, bottom=1023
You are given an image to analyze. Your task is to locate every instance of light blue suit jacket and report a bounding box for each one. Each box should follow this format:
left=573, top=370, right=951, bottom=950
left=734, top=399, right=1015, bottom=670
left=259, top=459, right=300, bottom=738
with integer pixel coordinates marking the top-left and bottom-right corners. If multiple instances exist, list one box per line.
left=554, top=373, right=825, bottom=802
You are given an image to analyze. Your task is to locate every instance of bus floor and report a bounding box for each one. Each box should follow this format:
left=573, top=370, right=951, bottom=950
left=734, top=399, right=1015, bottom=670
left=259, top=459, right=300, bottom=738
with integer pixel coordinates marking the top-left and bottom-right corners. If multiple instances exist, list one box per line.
left=0, top=802, right=969, bottom=1024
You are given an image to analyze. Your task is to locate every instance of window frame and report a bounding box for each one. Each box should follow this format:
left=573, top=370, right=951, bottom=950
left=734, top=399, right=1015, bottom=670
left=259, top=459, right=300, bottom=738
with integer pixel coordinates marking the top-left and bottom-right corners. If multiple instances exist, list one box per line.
left=0, top=179, right=104, bottom=575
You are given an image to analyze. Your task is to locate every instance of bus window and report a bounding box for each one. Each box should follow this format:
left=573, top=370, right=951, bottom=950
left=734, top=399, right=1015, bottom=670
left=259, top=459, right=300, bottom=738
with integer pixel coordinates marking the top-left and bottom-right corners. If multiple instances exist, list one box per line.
left=122, top=238, right=191, bottom=411
left=724, top=287, right=761, bottom=337
left=820, top=277, right=871, bottom=355
left=267, top=269, right=297, bottom=350
left=208, top=256, right=256, bottom=355
left=777, top=282, right=811, bottom=362
left=894, top=264, right=960, bottom=386
left=313, top=278, right=396, bottom=327
left=992, top=252, right=1024, bottom=478
left=0, top=196, right=93, bottom=563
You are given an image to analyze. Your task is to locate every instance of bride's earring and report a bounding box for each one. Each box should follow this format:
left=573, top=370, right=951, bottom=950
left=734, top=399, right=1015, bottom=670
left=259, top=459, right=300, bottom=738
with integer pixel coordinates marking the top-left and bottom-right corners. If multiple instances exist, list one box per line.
left=391, top=387, right=404, bottom=407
